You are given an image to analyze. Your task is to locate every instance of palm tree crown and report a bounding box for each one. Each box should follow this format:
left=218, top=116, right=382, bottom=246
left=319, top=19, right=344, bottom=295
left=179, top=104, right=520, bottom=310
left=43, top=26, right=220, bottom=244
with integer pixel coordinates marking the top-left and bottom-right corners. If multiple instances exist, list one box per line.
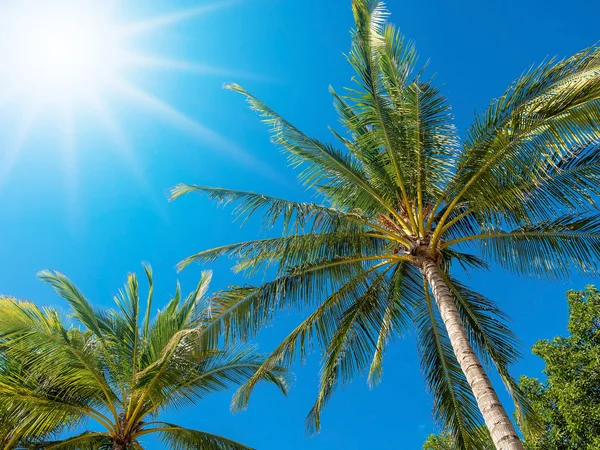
left=0, top=267, right=289, bottom=449
left=172, top=1, right=600, bottom=448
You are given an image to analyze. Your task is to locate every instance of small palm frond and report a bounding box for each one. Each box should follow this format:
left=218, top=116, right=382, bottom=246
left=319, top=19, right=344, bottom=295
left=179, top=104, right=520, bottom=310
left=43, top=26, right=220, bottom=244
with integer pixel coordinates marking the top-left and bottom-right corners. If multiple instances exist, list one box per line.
left=37, top=270, right=109, bottom=338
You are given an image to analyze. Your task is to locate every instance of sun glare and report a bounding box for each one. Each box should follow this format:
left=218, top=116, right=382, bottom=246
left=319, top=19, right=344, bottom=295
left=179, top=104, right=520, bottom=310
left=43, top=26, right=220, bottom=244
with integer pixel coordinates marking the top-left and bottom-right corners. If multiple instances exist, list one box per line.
left=0, top=0, right=279, bottom=200
left=1, top=2, right=124, bottom=103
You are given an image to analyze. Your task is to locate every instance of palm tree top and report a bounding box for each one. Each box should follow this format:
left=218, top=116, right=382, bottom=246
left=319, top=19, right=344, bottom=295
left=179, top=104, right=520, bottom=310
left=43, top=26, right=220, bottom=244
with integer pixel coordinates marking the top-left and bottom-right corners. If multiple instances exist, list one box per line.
left=0, top=266, right=289, bottom=449
left=174, top=0, right=600, bottom=279
left=172, top=0, right=600, bottom=447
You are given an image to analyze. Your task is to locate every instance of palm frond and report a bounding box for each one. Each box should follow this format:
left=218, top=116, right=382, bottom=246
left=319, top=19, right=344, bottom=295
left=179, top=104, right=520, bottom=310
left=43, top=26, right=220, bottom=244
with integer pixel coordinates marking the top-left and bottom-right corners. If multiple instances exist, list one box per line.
left=231, top=261, right=398, bottom=411
left=367, top=263, right=422, bottom=387
left=147, top=423, right=253, bottom=450
left=225, top=83, right=405, bottom=221
left=200, top=254, right=406, bottom=349
left=305, top=265, right=397, bottom=432
left=446, top=213, right=600, bottom=278
left=37, top=271, right=108, bottom=338
left=436, top=45, right=600, bottom=232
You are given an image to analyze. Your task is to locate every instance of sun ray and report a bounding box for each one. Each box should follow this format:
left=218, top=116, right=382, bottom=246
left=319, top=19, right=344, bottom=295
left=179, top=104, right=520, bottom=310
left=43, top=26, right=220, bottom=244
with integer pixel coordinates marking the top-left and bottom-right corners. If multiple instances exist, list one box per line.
left=116, top=1, right=242, bottom=38
left=89, top=94, right=170, bottom=221
left=0, top=0, right=281, bottom=204
left=121, top=53, right=272, bottom=82
left=59, top=101, right=77, bottom=196
left=0, top=86, right=23, bottom=109
left=123, top=54, right=244, bottom=77
left=0, top=102, right=41, bottom=189
left=110, top=80, right=288, bottom=185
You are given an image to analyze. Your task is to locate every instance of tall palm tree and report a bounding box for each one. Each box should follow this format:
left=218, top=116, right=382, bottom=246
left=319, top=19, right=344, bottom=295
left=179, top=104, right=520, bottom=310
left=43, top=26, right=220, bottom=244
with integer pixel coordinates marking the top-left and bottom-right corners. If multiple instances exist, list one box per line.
left=0, top=267, right=289, bottom=450
left=173, top=0, right=600, bottom=448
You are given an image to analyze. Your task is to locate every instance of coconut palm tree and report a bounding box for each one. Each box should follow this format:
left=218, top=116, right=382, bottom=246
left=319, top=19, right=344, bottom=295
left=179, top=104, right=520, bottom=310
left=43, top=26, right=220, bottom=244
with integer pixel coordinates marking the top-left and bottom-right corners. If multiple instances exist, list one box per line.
left=0, top=267, right=289, bottom=449
left=172, top=1, right=600, bottom=448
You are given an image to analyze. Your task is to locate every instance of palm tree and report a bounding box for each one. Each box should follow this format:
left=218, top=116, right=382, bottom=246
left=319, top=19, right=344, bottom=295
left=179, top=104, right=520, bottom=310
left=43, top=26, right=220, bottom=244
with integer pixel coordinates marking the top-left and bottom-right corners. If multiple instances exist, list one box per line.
left=172, top=1, right=600, bottom=448
left=0, top=267, right=289, bottom=450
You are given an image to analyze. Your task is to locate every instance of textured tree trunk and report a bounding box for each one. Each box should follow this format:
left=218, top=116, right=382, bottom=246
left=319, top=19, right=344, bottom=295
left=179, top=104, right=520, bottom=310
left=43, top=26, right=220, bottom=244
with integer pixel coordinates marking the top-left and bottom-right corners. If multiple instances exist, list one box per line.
left=113, top=442, right=127, bottom=450
left=421, top=258, right=524, bottom=450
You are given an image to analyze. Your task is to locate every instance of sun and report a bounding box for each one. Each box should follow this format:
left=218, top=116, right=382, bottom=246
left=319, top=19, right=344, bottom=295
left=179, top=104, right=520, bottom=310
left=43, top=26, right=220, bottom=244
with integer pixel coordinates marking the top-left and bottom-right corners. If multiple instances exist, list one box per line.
left=0, top=0, right=279, bottom=198
left=1, top=1, right=126, bottom=104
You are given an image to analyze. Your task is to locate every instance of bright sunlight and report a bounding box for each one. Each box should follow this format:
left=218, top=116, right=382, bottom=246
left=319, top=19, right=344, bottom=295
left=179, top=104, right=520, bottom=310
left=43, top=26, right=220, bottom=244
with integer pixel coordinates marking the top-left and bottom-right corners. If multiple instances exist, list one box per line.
left=1, top=2, right=123, bottom=103
left=0, top=0, right=263, bottom=195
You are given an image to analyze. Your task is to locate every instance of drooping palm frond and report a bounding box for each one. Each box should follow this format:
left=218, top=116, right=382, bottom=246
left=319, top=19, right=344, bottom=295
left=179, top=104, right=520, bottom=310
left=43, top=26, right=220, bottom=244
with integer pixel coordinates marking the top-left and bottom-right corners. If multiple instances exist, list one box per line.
left=445, top=213, right=600, bottom=278
left=200, top=254, right=410, bottom=351
left=229, top=261, right=398, bottom=411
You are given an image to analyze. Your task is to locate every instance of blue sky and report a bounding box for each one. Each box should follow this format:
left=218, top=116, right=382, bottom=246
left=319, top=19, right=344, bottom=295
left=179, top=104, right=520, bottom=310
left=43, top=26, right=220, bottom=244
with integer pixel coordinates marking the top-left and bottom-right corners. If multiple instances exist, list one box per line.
left=1, top=0, right=599, bottom=448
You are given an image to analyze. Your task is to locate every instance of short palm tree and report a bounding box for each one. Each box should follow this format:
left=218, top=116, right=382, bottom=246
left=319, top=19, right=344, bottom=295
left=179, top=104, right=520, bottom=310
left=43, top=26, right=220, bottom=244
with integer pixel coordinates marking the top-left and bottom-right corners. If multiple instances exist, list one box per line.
left=0, top=267, right=289, bottom=449
left=172, top=1, right=600, bottom=449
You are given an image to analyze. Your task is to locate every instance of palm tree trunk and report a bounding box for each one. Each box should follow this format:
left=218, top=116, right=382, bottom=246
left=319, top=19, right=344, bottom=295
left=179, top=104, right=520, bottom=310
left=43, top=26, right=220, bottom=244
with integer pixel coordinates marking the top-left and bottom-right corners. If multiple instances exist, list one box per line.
left=113, top=442, right=127, bottom=450
left=421, top=258, right=524, bottom=450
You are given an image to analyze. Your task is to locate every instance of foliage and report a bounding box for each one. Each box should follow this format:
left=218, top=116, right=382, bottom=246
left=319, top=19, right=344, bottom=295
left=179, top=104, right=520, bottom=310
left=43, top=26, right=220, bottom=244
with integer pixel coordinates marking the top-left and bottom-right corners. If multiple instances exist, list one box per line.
left=423, top=432, right=455, bottom=450
left=520, top=286, right=600, bottom=450
left=424, top=286, right=600, bottom=449
left=0, top=267, right=289, bottom=449
left=174, top=0, right=600, bottom=447
left=422, top=428, right=493, bottom=450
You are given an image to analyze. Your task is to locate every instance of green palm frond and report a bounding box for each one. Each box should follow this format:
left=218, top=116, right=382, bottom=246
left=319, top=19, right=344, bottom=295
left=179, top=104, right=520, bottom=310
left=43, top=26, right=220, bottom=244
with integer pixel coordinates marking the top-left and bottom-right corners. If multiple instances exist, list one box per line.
left=37, top=271, right=111, bottom=338
left=306, top=264, right=397, bottom=432
left=367, top=262, right=421, bottom=387
left=170, top=185, right=378, bottom=242
left=446, top=213, right=600, bottom=278
left=201, top=254, right=409, bottom=349
left=176, top=231, right=386, bottom=277
left=230, top=260, right=405, bottom=412
left=434, top=46, right=600, bottom=233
